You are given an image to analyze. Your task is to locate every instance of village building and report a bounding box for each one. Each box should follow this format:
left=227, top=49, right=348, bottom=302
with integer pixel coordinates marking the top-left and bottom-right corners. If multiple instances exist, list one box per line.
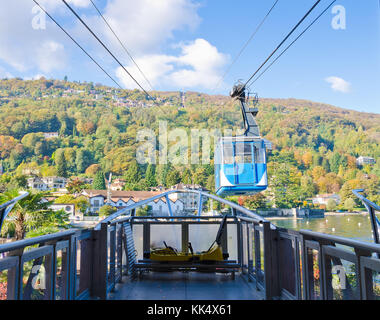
left=27, top=176, right=67, bottom=191
left=49, top=203, right=77, bottom=219
left=110, top=179, right=126, bottom=191
left=312, top=193, right=341, bottom=206
left=81, top=190, right=184, bottom=216
left=43, top=132, right=59, bottom=139
left=356, top=156, right=376, bottom=166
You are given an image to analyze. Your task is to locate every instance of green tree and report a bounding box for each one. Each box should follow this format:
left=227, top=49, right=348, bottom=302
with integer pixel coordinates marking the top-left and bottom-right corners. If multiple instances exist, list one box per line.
left=66, top=178, right=88, bottom=194
left=76, top=149, right=92, bottom=174
left=244, top=194, right=267, bottom=209
left=124, top=161, right=142, bottom=186
left=156, top=164, right=171, bottom=186
left=166, top=169, right=181, bottom=187
left=329, top=152, right=341, bottom=174
left=136, top=205, right=151, bottom=217
left=99, top=205, right=117, bottom=218
left=326, top=199, right=337, bottom=211
left=92, top=171, right=106, bottom=190
left=206, top=174, right=215, bottom=192
left=269, top=163, right=301, bottom=208
left=55, top=149, right=68, bottom=177
left=181, top=168, right=192, bottom=184
left=299, top=175, right=316, bottom=200
left=321, top=158, right=330, bottom=172
left=193, top=167, right=206, bottom=186
left=0, top=190, right=61, bottom=240
left=145, top=164, right=157, bottom=187
left=344, top=198, right=355, bottom=212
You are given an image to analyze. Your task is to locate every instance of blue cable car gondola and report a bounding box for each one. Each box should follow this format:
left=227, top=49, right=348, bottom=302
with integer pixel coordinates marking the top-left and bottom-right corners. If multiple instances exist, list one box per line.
left=215, top=83, right=271, bottom=196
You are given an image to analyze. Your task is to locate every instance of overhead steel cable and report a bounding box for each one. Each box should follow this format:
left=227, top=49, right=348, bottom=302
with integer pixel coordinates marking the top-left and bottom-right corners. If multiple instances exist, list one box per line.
left=214, top=0, right=280, bottom=90
left=32, top=0, right=123, bottom=89
left=61, top=0, right=162, bottom=110
left=250, top=0, right=337, bottom=85
left=89, top=0, right=155, bottom=91
left=244, top=0, right=322, bottom=88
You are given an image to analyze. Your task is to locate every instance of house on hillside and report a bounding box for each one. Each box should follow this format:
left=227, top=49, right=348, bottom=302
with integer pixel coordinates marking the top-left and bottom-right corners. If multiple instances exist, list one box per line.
left=27, top=176, right=67, bottom=191
left=356, top=156, right=376, bottom=166
left=312, top=194, right=341, bottom=206
left=43, top=132, right=59, bottom=139
left=110, top=179, right=126, bottom=191
left=81, top=190, right=184, bottom=216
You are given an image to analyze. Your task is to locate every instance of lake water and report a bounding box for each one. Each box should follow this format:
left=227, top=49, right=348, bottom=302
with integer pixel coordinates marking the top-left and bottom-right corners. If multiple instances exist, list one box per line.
left=271, top=214, right=377, bottom=243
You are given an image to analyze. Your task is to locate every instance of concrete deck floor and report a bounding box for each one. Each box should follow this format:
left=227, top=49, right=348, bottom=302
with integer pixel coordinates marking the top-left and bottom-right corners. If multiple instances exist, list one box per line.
left=108, top=271, right=264, bottom=300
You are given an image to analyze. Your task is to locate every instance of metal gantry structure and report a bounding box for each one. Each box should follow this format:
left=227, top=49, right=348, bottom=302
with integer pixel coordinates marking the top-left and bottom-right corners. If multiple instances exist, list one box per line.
left=0, top=189, right=379, bottom=300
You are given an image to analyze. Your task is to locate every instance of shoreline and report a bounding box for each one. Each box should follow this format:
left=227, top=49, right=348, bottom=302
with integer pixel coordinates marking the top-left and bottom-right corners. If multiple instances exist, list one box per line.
left=324, top=211, right=367, bottom=216
left=266, top=211, right=368, bottom=220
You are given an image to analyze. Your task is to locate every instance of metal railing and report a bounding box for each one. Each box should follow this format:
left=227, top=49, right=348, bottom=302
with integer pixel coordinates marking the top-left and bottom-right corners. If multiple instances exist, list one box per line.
left=0, top=189, right=379, bottom=300
left=353, top=189, right=380, bottom=245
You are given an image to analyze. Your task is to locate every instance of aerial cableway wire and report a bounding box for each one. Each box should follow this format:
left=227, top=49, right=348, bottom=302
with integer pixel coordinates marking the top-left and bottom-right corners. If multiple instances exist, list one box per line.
left=32, top=0, right=123, bottom=89
left=250, top=0, right=337, bottom=85
left=89, top=0, right=155, bottom=92
left=61, top=0, right=164, bottom=112
left=214, top=0, right=280, bottom=90
left=243, top=0, right=322, bottom=88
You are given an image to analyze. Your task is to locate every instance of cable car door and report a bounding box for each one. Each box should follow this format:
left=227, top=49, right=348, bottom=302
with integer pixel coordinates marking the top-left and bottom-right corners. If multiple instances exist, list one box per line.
left=235, top=142, right=255, bottom=185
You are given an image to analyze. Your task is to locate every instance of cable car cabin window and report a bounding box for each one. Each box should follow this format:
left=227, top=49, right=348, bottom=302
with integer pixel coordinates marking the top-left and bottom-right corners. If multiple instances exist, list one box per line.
left=223, top=143, right=234, bottom=164
left=235, top=143, right=253, bottom=164
left=254, top=146, right=265, bottom=164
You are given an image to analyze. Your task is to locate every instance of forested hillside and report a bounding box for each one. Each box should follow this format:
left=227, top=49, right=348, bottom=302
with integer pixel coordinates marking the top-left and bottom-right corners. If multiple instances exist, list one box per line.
left=0, top=78, right=379, bottom=208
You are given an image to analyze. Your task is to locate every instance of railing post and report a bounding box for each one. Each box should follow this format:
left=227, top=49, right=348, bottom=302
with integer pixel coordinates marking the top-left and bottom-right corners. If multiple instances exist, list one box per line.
left=7, top=249, right=23, bottom=300
left=355, top=248, right=373, bottom=300
left=68, top=233, right=77, bottom=300
left=300, top=234, right=311, bottom=299
left=181, top=222, right=189, bottom=254
left=253, top=225, right=261, bottom=290
left=143, top=222, right=150, bottom=256
left=320, top=241, right=333, bottom=300
left=116, top=223, right=123, bottom=282
left=91, top=222, right=108, bottom=299
left=109, top=226, right=116, bottom=292
left=294, top=237, right=302, bottom=299
left=46, top=240, right=58, bottom=300
left=263, top=221, right=279, bottom=300
left=237, top=219, right=243, bottom=267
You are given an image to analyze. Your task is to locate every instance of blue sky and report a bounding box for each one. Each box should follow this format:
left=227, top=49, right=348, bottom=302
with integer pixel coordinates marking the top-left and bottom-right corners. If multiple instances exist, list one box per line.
left=0, top=0, right=379, bottom=113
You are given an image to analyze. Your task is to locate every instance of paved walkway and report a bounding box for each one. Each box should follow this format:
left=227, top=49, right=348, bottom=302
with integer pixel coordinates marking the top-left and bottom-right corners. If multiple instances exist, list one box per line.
left=108, top=272, right=263, bottom=300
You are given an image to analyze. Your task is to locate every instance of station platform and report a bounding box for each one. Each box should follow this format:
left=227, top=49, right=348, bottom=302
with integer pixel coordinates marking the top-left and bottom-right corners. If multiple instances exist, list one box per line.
left=108, top=272, right=264, bottom=300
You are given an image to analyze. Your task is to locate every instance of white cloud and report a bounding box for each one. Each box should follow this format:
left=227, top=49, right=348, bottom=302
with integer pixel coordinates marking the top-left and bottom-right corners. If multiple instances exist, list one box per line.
left=94, top=0, right=201, bottom=55
left=116, top=39, right=229, bottom=90
left=0, top=0, right=228, bottom=92
left=0, top=0, right=68, bottom=73
left=170, top=39, right=228, bottom=88
left=325, top=76, right=351, bottom=93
